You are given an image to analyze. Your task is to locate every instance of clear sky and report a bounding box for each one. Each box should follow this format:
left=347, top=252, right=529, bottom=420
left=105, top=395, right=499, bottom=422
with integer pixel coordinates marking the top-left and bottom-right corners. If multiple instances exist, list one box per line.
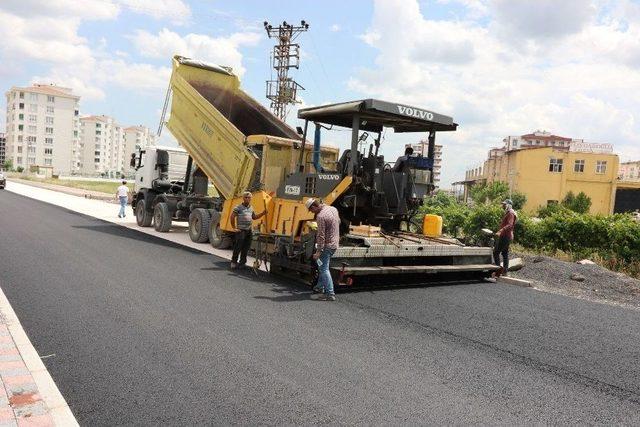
left=2, top=0, right=640, bottom=186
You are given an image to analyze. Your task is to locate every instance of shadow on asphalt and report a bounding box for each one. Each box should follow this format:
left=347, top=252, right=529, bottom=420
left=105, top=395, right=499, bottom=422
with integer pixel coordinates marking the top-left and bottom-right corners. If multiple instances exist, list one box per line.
left=71, top=224, right=205, bottom=254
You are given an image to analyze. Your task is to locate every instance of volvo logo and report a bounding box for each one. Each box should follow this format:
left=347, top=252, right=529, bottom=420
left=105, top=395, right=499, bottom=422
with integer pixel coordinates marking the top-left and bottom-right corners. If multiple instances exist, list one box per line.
left=397, top=105, right=434, bottom=121
left=317, top=174, right=341, bottom=180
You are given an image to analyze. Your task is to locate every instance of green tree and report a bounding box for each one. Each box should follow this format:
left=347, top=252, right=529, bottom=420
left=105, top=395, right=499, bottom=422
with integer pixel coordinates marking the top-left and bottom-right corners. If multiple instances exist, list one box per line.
left=2, top=159, right=13, bottom=171
left=468, top=181, right=527, bottom=210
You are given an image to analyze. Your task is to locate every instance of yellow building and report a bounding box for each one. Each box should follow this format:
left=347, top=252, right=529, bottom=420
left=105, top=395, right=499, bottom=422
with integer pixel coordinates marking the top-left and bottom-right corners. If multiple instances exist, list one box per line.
left=464, top=146, right=619, bottom=215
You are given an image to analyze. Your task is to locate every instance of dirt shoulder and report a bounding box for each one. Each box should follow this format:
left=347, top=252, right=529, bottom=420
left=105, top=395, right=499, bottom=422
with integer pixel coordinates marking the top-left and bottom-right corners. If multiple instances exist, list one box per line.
left=511, top=254, right=640, bottom=309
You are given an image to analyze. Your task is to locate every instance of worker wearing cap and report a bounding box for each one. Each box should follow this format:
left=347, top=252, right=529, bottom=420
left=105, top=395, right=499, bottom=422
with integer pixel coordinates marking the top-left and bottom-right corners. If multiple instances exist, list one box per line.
left=493, top=198, right=517, bottom=276
left=306, top=198, right=340, bottom=301
left=230, top=191, right=267, bottom=269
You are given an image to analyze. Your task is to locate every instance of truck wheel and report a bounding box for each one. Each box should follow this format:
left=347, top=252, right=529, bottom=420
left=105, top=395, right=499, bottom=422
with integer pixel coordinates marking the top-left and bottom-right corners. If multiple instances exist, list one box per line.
left=188, top=208, right=211, bottom=243
left=208, top=211, right=232, bottom=249
left=154, top=202, right=172, bottom=232
left=135, top=199, right=153, bottom=227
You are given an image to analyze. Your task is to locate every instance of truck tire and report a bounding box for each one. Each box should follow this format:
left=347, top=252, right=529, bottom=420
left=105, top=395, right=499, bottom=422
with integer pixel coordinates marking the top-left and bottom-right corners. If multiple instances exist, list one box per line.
left=188, top=208, right=211, bottom=243
left=208, top=210, right=232, bottom=249
left=135, top=198, right=153, bottom=227
left=154, top=202, right=172, bottom=232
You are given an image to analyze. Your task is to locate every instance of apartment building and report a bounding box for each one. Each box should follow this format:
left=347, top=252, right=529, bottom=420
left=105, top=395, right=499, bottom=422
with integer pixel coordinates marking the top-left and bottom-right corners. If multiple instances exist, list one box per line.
left=0, top=132, right=5, bottom=166
left=503, top=130, right=578, bottom=151
left=618, top=160, right=640, bottom=181
left=123, top=126, right=156, bottom=174
left=79, top=117, right=156, bottom=177
left=79, top=115, right=125, bottom=176
left=4, top=84, right=80, bottom=175
left=405, top=140, right=443, bottom=188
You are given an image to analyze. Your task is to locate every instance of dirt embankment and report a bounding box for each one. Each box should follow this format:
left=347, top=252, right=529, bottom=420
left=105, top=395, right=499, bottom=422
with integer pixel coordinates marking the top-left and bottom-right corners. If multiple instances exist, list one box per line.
left=512, top=254, right=640, bottom=309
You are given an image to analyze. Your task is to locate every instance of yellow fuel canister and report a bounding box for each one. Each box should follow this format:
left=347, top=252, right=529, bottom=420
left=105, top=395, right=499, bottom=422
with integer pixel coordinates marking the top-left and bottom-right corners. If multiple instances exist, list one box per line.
left=422, top=214, right=443, bottom=238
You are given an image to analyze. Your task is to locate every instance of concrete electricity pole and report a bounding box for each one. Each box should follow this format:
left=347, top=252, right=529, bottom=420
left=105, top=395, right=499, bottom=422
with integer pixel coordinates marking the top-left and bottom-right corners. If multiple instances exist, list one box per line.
left=264, top=20, right=309, bottom=120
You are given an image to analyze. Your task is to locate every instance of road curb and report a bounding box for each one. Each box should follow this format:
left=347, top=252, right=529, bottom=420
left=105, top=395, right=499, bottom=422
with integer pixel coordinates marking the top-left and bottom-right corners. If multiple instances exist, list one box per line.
left=497, top=276, right=532, bottom=287
left=0, top=287, right=78, bottom=426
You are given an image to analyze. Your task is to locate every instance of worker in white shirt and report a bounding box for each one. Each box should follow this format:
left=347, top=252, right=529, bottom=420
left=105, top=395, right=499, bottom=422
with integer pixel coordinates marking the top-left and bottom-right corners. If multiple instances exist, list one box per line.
left=115, top=180, right=130, bottom=218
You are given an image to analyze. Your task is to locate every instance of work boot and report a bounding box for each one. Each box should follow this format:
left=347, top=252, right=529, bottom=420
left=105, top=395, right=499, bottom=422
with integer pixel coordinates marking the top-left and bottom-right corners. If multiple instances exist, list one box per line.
left=317, top=294, right=336, bottom=301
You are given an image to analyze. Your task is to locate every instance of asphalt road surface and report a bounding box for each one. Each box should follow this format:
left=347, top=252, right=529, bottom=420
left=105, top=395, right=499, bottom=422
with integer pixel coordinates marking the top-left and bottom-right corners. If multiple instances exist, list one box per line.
left=1, top=190, right=640, bottom=425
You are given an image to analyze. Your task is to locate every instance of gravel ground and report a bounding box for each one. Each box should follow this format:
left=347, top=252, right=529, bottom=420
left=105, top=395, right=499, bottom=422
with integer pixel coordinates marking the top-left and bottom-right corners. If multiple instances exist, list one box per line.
left=511, top=254, right=640, bottom=309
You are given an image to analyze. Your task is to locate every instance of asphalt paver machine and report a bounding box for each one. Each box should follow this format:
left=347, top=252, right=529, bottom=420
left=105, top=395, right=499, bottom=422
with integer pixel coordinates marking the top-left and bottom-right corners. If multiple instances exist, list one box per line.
left=159, top=56, right=498, bottom=289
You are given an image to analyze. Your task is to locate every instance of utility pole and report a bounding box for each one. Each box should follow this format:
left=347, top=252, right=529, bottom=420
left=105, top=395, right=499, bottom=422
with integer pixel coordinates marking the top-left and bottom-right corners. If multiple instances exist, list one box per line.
left=264, top=20, right=309, bottom=120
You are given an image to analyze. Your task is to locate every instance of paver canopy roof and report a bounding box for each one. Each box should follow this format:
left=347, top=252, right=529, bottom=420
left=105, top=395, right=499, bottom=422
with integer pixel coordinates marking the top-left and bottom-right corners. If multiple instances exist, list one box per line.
left=298, top=99, right=458, bottom=133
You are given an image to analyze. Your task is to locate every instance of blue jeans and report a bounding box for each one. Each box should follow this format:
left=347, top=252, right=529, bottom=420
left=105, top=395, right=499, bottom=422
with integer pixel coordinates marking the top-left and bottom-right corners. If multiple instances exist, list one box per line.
left=118, top=196, right=128, bottom=217
left=317, top=248, right=336, bottom=296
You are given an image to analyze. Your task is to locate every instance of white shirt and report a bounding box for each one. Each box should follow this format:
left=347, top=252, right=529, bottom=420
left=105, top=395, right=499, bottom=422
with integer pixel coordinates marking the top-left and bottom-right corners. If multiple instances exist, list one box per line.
left=116, top=185, right=129, bottom=198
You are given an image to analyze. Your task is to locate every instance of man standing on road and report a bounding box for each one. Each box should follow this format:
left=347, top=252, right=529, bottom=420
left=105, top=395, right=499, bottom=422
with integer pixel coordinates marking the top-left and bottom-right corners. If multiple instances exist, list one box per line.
left=116, top=180, right=130, bottom=218
left=306, top=198, right=340, bottom=301
left=230, top=191, right=267, bottom=269
left=493, top=198, right=517, bottom=277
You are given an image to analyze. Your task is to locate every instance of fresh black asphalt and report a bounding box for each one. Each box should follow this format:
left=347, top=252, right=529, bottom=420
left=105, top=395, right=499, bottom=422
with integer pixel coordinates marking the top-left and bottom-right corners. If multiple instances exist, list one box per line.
left=1, top=190, right=639, bottom=425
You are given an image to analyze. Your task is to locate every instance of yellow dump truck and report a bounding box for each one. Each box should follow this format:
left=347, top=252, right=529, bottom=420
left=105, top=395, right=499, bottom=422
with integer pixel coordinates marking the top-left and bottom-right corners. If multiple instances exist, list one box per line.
left=133, top=55, right=498, bottom=289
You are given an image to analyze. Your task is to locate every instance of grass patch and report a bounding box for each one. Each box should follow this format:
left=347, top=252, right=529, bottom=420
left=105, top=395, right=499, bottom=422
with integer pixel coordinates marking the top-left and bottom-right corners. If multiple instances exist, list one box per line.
left=19, top=176, right=133, bottom=195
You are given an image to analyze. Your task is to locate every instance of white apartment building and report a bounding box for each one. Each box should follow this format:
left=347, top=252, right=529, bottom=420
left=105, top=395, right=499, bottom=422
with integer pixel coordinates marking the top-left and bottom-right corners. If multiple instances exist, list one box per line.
left=4, top=84, right=80, bottom=174
left=123, top=125, right=156, bottom=174
left=503, top=130, right=578, bottom=151
left=79, top=115, right=125, bottom=176
left=0, top=132, right=6, bottom=166
left=406, top=140, right=443, bottom=188
left=80, top=117, right=156, bottom=177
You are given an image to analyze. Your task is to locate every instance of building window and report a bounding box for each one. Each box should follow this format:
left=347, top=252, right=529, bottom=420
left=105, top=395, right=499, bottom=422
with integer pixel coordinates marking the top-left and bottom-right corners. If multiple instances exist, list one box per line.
left=44, top=148, right=53, bottom=155
left=47, top=95, right=55, bottom=103
left=17, top=135, right=23, bottom=143
left=45, top=137, right=53, bottom=145
left=96, top=130, right=101, bottom=135
left=74, top=110, right=79, bottom=116
left=29, top=125, right=37, bottom=133
left=29, top=104, right=37, bottom=113
left=45, top=116, right=53, bottom=124
left=44, top=159, right=52, bottom=166
left=596, top=161, right=607, bottom=174
left=94, top=158, right=100, bottom=163
left=29, top=115, right=37, bottom=123
left=16, top=157, right=22, bottom=164
left=27, top=136, right=36, bottom=144
left=27, top=157, right=35, bottom=164
left=45, top=127, right=53, bottom=134
left=27, top=146, right=36, bottom=154
left=17, top=147, right=22, bottom=154
left=574, top=159, right=585, bottom=173
left=46, top=106, right=54, bottom=114
left=96, top=123, right=102, bottom=128
left=94, top=151, right=101, bottom=156
left=29, top=93, right=38, bottom=101
left=19, top=103, right=24, bottom=110
left=549, top=158, right=563, bottom=172
left=18, top=125, right=24, bottom=131
left=19, top=92, right=24, bottom=99
left=73, top=130, right=78, bottom=137
left=18, top=113, right=24, bottom=120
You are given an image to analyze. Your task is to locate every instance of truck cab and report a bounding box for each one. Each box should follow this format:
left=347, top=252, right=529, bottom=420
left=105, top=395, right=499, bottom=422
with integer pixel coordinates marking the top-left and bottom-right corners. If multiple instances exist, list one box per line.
left=130, top=145, right=220, bottom=242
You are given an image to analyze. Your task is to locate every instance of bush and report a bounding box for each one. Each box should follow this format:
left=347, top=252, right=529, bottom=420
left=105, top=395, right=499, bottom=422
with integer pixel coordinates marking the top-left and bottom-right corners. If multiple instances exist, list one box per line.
left=561, top=191, right=592, bottom=214
left=16, top=166, right=24, bottom=173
